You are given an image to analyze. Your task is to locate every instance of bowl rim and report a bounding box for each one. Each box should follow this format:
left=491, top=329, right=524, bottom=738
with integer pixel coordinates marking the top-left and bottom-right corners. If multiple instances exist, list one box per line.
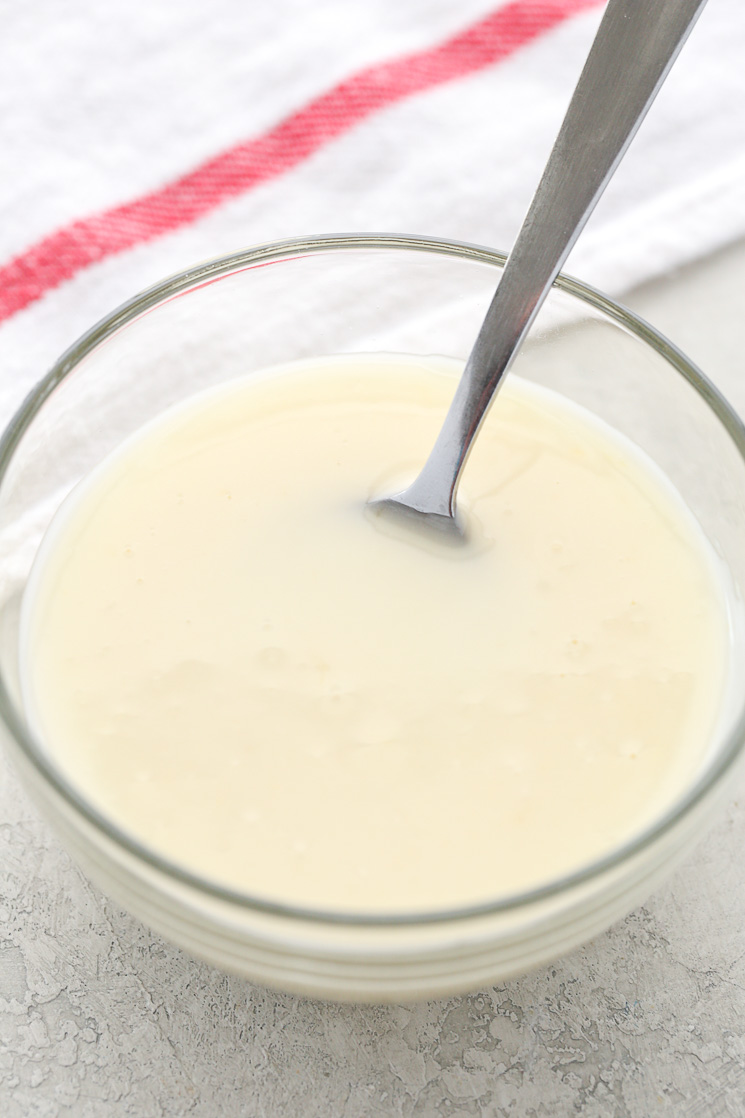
left=2, top=231, right=745, bottom=928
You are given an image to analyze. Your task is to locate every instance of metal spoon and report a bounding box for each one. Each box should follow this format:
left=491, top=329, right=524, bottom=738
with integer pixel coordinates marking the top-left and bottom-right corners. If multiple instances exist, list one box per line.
left=371, top=0, right=708, bottom=535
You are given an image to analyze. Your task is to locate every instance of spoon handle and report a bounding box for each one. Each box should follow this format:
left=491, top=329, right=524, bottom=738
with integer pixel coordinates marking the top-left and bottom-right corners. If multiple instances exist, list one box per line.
left=401, top=0, right=708, bottom=519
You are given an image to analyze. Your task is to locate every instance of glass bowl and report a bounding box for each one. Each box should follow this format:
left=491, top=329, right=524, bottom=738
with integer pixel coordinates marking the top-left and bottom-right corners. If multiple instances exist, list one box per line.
left=1, top=234, right=744, bottom=1003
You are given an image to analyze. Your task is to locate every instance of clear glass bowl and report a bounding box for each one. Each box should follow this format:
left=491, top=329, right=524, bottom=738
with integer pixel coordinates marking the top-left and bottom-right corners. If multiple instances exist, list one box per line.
left=1, top=234, right=744, bottom=1002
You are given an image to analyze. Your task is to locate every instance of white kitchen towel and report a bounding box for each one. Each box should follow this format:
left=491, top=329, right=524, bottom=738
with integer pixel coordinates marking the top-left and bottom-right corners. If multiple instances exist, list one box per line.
left=1, top=0, right=744, bottom=425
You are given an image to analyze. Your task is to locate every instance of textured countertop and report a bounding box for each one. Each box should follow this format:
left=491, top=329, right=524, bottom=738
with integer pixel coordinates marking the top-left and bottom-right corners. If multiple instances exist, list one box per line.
left=2, top=240, right=745, bottom=1117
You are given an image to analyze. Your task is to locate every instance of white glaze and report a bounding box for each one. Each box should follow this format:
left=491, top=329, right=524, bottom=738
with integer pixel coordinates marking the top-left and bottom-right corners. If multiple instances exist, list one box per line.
left=20, top=355, right=733, bottom=913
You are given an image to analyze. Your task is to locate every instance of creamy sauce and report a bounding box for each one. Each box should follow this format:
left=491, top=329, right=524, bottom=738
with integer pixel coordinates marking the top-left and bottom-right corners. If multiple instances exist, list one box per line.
left=21, top=355, right=733, bottom=912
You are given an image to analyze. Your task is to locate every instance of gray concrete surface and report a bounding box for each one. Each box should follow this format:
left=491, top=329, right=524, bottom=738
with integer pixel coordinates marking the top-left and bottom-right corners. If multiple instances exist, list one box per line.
left=2, top=239, right=745, bottom=1116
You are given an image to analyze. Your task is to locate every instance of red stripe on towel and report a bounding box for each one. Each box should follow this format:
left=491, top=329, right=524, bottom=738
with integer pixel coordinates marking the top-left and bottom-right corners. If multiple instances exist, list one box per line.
left=0, top=0, right=600, bottom=323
